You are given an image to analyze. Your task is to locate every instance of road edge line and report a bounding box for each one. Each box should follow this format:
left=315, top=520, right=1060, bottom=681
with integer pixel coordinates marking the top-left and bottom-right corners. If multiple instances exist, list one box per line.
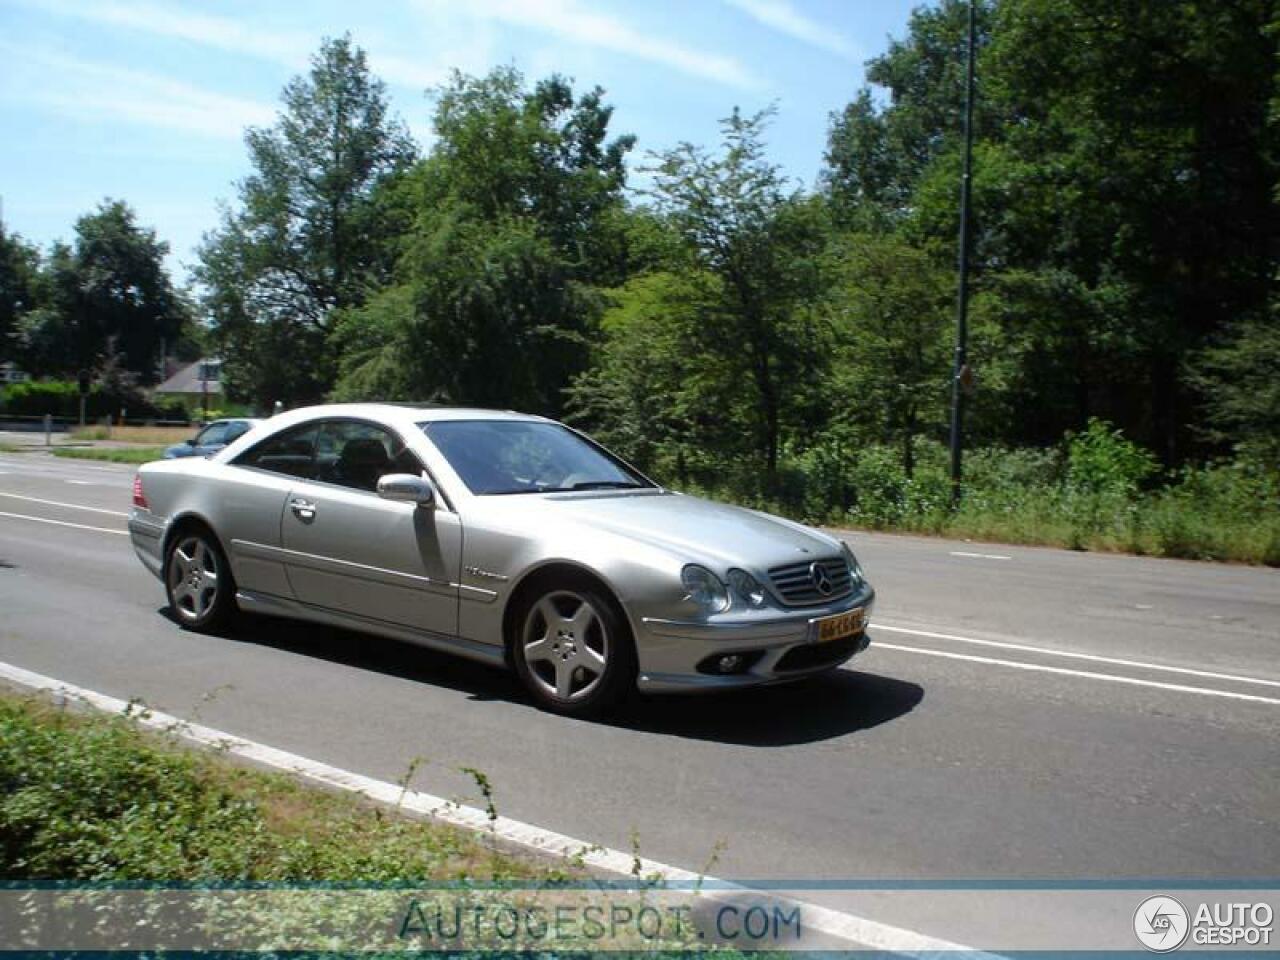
left=873, top=642, right=1280, bottom=705
left=875, top=622, right=1280, bottom=689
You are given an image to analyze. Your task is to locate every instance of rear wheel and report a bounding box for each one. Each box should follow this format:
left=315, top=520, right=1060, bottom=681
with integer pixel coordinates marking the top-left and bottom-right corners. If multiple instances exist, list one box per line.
left=165, top=528, right=236, bottom=633
left=512, top=583, right=636, bottom=717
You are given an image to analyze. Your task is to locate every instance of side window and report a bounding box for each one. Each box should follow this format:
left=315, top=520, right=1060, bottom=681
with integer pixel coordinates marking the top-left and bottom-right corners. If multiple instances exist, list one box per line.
left=195, top=422, right=230, bottom=447
left=234, top=425, right=320, bottom=479
left=223, top=421, right=251, bottom=444
left=313, top=420, right=422, bottom=493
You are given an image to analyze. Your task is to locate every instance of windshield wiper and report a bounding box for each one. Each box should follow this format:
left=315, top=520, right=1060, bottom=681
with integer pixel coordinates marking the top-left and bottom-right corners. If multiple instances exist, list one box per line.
left=566, top=480, right=645, bottom=491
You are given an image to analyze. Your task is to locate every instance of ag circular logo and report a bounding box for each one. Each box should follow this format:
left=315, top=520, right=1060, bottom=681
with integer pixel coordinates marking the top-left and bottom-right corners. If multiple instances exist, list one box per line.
left=1134, top=895, right=1190, bottom=952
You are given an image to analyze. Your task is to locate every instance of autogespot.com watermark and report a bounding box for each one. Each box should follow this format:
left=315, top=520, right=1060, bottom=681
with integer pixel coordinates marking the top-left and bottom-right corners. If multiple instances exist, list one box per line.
left=3, top=883, right=1277, bottom=953
left=398, top=896, right=801, bottom=946
left=1134, top=895, right=1274, bottom=952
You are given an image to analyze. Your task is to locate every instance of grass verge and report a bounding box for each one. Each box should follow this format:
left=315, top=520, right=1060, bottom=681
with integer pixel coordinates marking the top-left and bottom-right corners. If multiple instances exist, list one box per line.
left=52, top=446, right=168, bottom=464
left=71, top=425, right=193, bottom=443
left=0, top=689, right=556, bottom=884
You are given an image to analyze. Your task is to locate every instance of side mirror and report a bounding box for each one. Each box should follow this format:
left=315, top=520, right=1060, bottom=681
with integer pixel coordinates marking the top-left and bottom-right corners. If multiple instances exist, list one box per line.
left=377, top=473, right=435, bottom=506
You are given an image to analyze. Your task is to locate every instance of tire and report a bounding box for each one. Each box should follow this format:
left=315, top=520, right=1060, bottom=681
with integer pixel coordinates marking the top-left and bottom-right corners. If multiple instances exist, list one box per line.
left=511, top=580, right=637, bottom=718
left=164, top=526, right=237, bottom=633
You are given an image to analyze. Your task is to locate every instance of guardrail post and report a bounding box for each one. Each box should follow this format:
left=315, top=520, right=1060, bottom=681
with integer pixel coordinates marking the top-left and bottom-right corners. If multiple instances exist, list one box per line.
left=43, top=413, right=51, bottom=447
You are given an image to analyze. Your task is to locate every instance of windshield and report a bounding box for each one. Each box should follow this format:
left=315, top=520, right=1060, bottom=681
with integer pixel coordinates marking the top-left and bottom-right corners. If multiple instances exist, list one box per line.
left=422, top=420, right=652, bottom=496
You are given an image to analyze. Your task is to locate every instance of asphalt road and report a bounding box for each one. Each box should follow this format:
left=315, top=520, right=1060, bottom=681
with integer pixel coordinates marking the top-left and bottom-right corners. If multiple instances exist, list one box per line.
left=1, top=448, right=1277, bottom=947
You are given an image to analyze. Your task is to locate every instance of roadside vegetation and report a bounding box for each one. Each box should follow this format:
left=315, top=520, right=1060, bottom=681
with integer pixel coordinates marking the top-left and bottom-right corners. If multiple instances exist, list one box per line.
left=51, top=446, right=166, bottom=464
left=70, top=424, right=193, bottom=444
left=690, top=421, right=1280, bottom=565
left=0, top=691, right=551, bottom=884
left=2, top=1, right=1277, bottom=565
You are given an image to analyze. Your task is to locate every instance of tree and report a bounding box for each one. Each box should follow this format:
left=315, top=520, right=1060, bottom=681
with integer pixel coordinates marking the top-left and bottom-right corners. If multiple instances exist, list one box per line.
left=14, top=201, right=188, bottom=382
left=1193, top=305, right=1280, bottom=467
left=824, top=233, right=952, bottom=476
left=196, top=35, right=418, bottom=406
left=979, top=0, right=1279, bottom=461
left=823, top=0, right=997, bottom=225
left=641, top=108, right=830, bottom=486
left=0, top=224, right=41, bottom=364
left=823, top=0, right=1279, bottom=463
left=330, top=67, right=635, bottom=414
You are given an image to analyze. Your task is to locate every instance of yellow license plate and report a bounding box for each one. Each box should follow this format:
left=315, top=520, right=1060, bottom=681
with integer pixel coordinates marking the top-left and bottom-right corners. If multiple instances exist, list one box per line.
left=815, top=607, right=868, bottom=643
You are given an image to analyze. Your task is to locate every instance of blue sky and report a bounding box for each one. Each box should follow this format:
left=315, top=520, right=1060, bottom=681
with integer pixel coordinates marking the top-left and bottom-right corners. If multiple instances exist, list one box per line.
left=0, top=0, right=920, bottom=281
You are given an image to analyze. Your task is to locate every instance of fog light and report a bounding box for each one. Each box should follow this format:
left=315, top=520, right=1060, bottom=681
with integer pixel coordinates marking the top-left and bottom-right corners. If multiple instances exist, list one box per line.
left=695, top=650, right=761, bottom=675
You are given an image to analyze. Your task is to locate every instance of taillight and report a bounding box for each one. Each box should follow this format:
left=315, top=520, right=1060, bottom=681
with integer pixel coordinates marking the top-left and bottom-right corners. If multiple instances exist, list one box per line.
left=132, top=474, right=149, bottom=510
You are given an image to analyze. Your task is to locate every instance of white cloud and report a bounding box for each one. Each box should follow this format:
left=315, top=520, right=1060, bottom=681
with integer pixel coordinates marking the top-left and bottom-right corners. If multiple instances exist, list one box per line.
left=724, top=0, right=859, bottom=59
left=432, top=0, right=762, bottom=90
left=40, top=0, right=313, bottom=66
left=0, top=43, right=274, bottom=140
left=13, top=0, right=480, bottom=93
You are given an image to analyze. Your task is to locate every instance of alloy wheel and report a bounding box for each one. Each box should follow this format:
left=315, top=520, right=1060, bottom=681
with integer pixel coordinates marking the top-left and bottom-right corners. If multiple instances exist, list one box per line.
left=168, top=535, right=221, bottom=623
left=520, top=590, right=611, bottom=703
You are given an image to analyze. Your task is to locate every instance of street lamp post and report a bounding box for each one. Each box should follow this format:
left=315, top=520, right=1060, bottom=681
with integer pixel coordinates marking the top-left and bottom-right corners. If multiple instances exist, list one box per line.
left=949, top=0, right=977, bottom=508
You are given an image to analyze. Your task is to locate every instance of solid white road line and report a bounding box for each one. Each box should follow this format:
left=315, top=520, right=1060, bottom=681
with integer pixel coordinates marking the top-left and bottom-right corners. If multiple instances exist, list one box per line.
left=0, top=510, right=128, bottom=536
left=0, top=660, right=983, bottom=956
left=0, top=491, right=129, bottom=516
left=949, top=551, right=1012, bottom=560
left=875, top=622, right=1280, bottom=689
left=872, top=642, right=1280, bottom=706
left=0, top=454, right=126, bottom=473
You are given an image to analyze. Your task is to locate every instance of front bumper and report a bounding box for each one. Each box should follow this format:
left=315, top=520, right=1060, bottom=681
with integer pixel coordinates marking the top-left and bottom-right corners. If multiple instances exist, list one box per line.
left=633, top=585, right=875, bottom=693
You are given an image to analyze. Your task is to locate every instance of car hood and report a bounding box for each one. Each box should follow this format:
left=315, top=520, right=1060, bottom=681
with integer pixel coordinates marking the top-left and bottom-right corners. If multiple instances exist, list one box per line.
left=536, top=490, right=840, bottom=570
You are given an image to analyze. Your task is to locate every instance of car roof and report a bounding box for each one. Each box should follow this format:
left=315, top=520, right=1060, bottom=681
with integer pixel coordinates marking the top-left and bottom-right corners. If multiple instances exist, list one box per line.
left=262, top=403, right=550, bottom=431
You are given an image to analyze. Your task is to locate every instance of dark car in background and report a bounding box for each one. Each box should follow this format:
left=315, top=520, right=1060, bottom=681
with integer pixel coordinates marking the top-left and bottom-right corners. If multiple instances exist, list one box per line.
left=163, top=418, right=260, bottom=459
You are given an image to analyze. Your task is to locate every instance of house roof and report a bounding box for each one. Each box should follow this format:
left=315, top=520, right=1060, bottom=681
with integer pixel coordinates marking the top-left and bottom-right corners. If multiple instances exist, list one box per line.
left=155, top=358, right=222, bottom=394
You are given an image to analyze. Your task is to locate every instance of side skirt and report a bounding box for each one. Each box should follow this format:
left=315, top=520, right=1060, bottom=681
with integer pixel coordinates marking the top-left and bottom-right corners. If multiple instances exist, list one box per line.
left=234, top=589, right=508, bottom=670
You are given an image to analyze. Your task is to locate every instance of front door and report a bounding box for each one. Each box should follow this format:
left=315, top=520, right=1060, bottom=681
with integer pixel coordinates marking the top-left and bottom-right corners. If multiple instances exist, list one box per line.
left=278, top=419, right=461, bottom=637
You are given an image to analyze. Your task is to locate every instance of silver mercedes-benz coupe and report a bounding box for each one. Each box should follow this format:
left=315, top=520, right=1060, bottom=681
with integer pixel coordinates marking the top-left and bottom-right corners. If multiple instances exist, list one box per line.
left=129, top=404, right=875, bottom=716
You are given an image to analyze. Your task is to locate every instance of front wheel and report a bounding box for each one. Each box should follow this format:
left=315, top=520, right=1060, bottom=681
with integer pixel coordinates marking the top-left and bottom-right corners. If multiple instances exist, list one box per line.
left=512, top=584, right=636, bottom=717
left=165, top=528, right=236, bottom=633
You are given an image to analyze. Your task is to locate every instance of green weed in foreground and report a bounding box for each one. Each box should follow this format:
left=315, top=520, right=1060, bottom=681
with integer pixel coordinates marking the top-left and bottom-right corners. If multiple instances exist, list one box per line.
left=0, top=693, right=540, bottom=884
left=51, top=446, right=168, bottom=465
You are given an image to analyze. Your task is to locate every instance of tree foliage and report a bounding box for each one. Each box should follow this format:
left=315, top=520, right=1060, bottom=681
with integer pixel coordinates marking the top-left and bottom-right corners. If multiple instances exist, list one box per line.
left=196, top=35, right=418, bottom=406
left=330, top=67, right=635, bottom=414
left=11, top=201, right=189, bottom=383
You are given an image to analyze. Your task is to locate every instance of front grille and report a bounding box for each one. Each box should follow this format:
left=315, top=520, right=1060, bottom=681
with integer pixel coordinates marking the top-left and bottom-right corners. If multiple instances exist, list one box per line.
left=775, top=634, right=861, bottom=672
left=767, top=556, right=853, bottom=606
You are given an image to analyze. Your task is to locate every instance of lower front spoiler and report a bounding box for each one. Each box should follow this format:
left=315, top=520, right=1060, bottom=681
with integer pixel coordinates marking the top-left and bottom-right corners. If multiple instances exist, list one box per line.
left=636, top=631, right=872, bottom=694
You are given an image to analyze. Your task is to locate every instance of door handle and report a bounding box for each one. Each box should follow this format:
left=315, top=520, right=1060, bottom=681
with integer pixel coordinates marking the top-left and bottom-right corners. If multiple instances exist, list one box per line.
left=289, top=497, right=316, bottom=521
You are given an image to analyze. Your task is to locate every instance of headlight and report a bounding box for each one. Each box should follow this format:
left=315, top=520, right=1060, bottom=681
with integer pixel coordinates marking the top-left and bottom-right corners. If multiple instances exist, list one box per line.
left=681, top=564, right=729, bottom=614
left=841, top=541, right=865, bottom=584
left=727, top=568, right=766, bottom=607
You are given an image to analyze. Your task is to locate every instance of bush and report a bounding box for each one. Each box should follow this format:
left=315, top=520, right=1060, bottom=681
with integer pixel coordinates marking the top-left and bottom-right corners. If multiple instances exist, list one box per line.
left=1062, top=419, right=1158, bottom=549
left=674, top=427, right=1279, bottom=565
left=0, top=380, right=187, bottom=422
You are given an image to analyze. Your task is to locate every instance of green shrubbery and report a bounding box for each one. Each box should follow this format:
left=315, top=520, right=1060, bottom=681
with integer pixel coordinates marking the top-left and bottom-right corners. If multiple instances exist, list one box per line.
left=0, top=380, right=187, bottom=422
left=679, top=420, right=1280, bottom=566
left=0, top=695, right=534, bottom=883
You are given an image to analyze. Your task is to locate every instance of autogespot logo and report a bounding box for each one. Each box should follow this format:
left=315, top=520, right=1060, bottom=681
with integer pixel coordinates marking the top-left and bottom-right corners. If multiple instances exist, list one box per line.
left=1134, top=895, right=1190, bottom=952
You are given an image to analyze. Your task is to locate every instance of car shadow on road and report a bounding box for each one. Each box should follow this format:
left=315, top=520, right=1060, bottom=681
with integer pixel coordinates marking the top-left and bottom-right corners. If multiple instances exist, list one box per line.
left=189, top=610, right=923, bottom=747
left=613, top=669, right=924, bottom=746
